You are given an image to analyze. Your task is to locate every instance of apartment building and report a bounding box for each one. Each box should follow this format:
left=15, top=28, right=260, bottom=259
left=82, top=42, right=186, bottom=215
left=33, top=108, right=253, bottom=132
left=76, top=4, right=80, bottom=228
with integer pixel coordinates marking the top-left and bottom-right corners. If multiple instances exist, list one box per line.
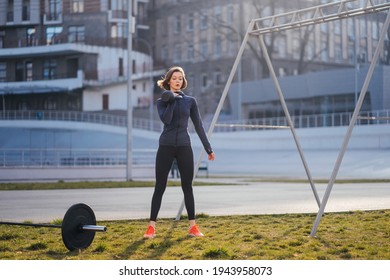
left=147, top=0, right=390, bottom=119
left=0, top=0, right=154, bottom=113
left=1, top=0, right=388, bottom=121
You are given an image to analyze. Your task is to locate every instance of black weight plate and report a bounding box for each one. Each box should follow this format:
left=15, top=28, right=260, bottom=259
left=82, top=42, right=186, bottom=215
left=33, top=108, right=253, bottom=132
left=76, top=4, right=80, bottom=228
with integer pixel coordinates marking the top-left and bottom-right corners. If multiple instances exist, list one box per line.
left=61, top=203, right=96, bottom=251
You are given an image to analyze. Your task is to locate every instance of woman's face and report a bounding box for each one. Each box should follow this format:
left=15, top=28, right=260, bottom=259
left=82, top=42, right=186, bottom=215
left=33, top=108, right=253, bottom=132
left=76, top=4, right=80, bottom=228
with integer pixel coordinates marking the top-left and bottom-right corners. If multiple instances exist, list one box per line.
left=169, top=71, right=183, bottom=92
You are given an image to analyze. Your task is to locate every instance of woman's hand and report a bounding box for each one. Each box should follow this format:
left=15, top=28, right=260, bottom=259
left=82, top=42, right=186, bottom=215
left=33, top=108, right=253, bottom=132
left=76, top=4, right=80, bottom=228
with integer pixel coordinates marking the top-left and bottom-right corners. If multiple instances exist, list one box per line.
left=208, top=152, right=215, bottom=161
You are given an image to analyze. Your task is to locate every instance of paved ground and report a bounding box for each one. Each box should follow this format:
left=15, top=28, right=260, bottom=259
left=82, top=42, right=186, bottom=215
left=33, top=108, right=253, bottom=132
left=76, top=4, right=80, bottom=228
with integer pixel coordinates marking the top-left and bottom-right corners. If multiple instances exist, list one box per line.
left=1, top=178, right=389, bottom=223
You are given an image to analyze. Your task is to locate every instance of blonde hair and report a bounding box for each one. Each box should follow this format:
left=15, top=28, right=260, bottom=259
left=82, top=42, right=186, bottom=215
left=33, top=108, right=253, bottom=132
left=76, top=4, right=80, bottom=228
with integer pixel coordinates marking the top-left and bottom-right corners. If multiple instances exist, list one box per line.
left=157, top=66, right=188, bottom=90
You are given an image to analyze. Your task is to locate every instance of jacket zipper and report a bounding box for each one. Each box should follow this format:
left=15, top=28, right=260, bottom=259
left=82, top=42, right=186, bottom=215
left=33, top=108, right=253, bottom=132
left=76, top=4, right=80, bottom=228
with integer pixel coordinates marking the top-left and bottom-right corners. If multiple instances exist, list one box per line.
left=175, top=98, right=180, bottom=146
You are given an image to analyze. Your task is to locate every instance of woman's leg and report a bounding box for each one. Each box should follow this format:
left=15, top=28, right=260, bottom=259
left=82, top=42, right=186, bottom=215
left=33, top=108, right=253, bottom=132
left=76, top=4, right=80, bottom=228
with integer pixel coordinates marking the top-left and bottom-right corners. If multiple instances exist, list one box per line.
left=149, top=145, right=175, bottom=221
left=175, top=146, right=195, bottom=220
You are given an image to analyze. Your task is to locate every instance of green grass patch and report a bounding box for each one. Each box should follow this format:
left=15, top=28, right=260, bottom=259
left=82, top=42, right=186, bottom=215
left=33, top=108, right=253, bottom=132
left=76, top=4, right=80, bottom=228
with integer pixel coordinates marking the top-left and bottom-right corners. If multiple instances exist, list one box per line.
left=0, top=180, right=229, bottom=191
left=0, top=210, right=389, bottom=260
left=245, top=178, right=390, bottom=184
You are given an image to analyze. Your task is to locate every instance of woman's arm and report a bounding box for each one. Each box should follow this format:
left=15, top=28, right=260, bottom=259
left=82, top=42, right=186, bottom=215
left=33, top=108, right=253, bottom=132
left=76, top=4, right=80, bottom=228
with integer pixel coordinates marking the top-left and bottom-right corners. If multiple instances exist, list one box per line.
left=190, top=98, right=213, bottom=155
left=157, top=99, right=175, bottom=125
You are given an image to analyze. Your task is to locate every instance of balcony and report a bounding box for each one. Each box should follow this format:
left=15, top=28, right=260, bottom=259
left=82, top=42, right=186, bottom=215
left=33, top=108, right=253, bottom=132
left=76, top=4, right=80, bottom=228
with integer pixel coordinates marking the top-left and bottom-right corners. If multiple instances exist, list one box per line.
left=0, top=70, right=83, bottom=94
left=108, top=10, right=127, bottom=22
left=43, top=13, right=63, bottom=25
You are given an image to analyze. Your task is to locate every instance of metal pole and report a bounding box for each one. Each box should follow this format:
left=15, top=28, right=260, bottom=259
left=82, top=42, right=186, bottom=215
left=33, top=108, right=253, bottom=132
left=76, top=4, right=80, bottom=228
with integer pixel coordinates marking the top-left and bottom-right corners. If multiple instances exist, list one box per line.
left=0, top=221, right=61, bottom=228
left=135, top=37, right=154, bottom=131
left=127, top=0, right=134, bottom=181
left=81, top=225, right=107, bottom=232
left=310, top=9, right=390, bottom=237
left=258, top=34, right=321, bottom=208
left=175, top=20, right=256, bottom=221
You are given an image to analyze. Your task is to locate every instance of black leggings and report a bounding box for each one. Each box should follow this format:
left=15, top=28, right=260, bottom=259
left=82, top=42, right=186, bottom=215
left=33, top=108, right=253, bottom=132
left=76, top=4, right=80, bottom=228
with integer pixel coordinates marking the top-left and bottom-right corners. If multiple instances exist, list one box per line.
left=150, top=145, right=195, bottom=221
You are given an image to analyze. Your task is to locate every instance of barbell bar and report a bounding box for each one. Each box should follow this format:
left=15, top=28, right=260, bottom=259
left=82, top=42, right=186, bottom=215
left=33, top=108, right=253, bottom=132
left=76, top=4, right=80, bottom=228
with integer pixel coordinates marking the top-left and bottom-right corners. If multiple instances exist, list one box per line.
left=0, top=203, right=107, bottom=251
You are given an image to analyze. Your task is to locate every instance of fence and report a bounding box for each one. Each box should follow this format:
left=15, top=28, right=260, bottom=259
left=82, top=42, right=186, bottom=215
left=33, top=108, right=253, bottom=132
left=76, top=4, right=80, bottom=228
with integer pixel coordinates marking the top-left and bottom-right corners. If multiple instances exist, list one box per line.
left=1, top=109, right=389, bottom=168
left=0, top=148, right=156, bottom=168
left=1, top=109, right=389, bottom=133
left=213, top=109, right=390, bottom=132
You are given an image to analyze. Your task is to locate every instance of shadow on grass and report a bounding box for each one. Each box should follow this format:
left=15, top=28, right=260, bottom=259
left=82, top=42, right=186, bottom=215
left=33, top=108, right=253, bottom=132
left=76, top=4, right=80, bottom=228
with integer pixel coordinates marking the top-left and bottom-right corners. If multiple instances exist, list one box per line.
left=118, top=219, right=185, bottom=260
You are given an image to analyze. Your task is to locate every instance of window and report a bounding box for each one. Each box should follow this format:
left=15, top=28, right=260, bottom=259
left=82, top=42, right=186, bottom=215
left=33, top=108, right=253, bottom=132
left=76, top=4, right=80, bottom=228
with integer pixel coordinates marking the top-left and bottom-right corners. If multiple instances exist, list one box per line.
left=111, top=23, right=126, bottom=38
left=44, top=97, right=57, bottom=110
left=72, top=0, right=84, bottom=13
left=161, top=45, right=168, bottom=60
left=109, top=0, right=127, bottom=18
left=335, top=44, right=342, bottom=62
left=348, top=48, right=355, bottom=64
left=187, top=44, right=194, bottom=60
left=201, top=73, right=208, bottom=89
left=46, top=26, right=63, bottom=45
left=348, top=18, right=355, bottom=40
left=292, top=38, right=300, bottom=59
left=15, top=61, right=23, bottom=81
left=187, top=13, right=194, bottom=31
left=214, top=37, right=222, bottom=58
left=0, top=63, right=6, bottom=82
left=321, top=22, right=328, bottom=33
left=160, top=19, right=168, bottom=36
left=174, top=16, right=181, bottom=34
left=200, top=11, right=208, bottom=30
left=187, top=73, right=194, bottom=93
left=43, top=59, right=57, bottom=79
left=276, top=37, right=287, bottom=58
left=7, top=0, right=14, bottom=22
left=214, top=6, right=222, bottom=22
left=173, top=44, right=181, bottom=63
left=119, top=58, right=124, bottom=77
left=26, top=61, right=33, bottom=81
left=48, top=0, right=61, bottom=21
left=109, top=0, right=127, bottom=10
left=334, top=21, right=341, bottom=35
left=360, top=19, right=367, bottom=37
left=306, top=41, right=314, bottom=60
left=68, top=26, right=85, bottom=43
left=372, top=21, right=378, bottom=40
left=18, top=100, right=30, bottom=110
left=227, top=5, right=234, bottom=24
left=227, top=35, right=236, bottom=55
left=321, top=41, right=329, bottom=62
left=22, top=0, right=30, bottom=21
left=26, top=28, right=36, bottom=46
left=102, top=94, right=109, bottom=110
left=214, top=69, right=222, bottom=85
left=200, top=41, right=208, bottom=59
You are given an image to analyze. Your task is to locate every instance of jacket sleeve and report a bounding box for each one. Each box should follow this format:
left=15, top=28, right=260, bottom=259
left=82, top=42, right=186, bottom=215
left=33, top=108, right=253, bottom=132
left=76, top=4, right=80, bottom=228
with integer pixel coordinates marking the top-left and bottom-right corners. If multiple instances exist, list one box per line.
left=157, top=99, right=175, bottom=125
left=190, top=98, right=213, bottom=154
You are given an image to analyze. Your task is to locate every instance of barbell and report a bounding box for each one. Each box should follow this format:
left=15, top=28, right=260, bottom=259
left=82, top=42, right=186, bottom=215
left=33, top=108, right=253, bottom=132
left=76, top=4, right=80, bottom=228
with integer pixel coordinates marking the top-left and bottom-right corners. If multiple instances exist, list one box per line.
left=0, top=203, right=107, bottom=251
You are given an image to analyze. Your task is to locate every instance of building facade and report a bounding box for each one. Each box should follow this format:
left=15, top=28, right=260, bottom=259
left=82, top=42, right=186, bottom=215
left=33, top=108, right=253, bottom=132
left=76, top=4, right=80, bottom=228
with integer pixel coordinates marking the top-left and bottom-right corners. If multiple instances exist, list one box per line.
left=1, top=0, right=389, bottom=122
left=147, top=0, right=390, bottom=119
left=0, top=0, right=154, bottom=114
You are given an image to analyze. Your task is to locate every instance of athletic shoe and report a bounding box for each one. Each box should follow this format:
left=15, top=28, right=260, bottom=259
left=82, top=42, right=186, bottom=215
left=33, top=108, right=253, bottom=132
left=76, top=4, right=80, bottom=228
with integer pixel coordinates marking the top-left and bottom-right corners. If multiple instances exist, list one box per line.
left=143, top=225, right=155, bottom=238
left=188, top=225, right=204, bottom=237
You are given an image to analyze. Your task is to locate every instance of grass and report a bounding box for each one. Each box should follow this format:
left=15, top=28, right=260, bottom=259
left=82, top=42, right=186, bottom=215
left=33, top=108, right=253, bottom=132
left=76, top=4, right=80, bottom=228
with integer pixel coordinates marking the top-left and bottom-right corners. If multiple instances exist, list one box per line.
left=1, top=178, right=390, bottom=191
left=0, top=180, right=230, bottom=191
left=1, top=210, right=389, bottom=260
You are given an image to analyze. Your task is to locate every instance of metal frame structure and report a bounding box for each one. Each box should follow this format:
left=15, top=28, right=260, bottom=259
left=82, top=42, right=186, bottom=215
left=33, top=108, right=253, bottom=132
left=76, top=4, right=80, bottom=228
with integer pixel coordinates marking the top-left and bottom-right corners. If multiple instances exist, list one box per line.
left=176, top=0, right=390, bottom=236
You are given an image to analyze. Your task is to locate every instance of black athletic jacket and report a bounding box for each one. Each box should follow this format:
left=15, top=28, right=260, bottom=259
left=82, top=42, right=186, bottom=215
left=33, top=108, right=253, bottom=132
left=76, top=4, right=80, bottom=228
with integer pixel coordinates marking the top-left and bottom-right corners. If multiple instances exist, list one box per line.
left=157, top=91, right=213, bottom=155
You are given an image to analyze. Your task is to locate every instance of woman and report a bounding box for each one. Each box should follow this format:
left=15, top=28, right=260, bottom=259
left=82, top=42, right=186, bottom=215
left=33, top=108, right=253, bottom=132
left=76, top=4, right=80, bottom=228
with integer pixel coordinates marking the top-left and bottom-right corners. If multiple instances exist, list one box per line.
left=144, top=66, right=215, bottom=238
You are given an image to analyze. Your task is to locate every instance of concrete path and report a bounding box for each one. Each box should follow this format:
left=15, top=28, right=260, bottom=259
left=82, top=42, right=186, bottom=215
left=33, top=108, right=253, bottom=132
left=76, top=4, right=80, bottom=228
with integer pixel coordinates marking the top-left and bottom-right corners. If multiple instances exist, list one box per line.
left=0, top=179, right=389, bottom=223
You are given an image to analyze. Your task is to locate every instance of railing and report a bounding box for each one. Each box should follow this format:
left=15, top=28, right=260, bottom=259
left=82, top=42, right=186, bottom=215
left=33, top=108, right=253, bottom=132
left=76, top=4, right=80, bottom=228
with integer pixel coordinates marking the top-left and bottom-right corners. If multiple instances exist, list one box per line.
left=213, top=109, right=390, bottom=132
left=0, top=110, right=161, bottom=131
left=1, top=109, right=390, bottom=133
left=0, top=148, right=156, bottom=168
left=1, top=109, right=389, bottom=168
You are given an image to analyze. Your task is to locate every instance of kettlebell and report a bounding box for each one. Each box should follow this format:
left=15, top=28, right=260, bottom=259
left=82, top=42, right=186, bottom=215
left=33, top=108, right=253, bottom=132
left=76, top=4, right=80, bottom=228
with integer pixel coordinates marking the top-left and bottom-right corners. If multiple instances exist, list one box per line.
left=161, top=90, right=175, bottom=102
